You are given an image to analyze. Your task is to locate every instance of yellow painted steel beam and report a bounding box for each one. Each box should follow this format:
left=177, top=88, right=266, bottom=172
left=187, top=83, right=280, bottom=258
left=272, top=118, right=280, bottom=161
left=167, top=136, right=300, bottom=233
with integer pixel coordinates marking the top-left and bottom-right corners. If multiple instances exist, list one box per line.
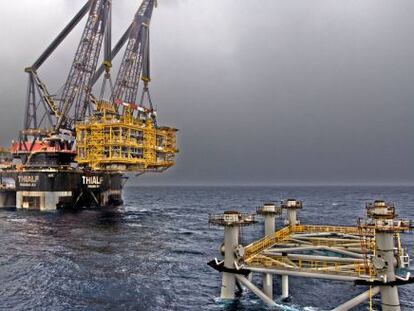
left=74, top=107, right=178, bottom=172
left=245, top=254, right=376, bottom=279
left=243, top=225, right=375, bottom=261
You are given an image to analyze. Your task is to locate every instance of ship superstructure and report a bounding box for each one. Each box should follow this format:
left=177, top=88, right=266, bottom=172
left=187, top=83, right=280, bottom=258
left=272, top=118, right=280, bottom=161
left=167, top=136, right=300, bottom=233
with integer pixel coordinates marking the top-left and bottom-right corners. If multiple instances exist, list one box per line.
left=0, top=0, right=178, bottom=211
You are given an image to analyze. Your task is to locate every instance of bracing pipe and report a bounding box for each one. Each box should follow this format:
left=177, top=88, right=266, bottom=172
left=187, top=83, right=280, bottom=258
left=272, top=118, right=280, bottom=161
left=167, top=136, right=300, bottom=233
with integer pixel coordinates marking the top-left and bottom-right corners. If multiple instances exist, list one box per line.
left=331, top=287, right=380, bottom=311
left=235, top=275, right=277, bottom=307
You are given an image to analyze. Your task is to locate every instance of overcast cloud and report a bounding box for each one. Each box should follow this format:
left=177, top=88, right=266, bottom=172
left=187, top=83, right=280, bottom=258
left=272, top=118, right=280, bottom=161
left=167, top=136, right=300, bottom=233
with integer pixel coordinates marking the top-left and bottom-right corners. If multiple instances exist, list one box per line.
left=0, top=0, right=413, bottom=185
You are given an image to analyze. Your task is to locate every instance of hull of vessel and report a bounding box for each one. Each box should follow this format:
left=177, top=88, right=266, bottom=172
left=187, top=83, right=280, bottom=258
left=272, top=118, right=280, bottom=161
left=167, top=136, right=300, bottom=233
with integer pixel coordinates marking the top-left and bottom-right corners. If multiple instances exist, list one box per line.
left=0, top=169, right=124, bottom=211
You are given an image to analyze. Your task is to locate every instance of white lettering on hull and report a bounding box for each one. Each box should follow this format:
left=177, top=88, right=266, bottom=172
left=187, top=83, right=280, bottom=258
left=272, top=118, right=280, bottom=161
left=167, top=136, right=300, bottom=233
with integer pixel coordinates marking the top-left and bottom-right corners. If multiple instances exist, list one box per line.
left=18, top=175, right=39, bottom=187
left=82, top=176, right=104, bottom=189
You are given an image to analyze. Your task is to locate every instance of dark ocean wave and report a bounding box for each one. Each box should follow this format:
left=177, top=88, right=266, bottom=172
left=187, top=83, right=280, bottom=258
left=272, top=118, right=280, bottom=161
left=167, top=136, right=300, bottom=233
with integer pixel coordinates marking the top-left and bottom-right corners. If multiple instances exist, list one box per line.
left=0, top=186, right=413, bottom=310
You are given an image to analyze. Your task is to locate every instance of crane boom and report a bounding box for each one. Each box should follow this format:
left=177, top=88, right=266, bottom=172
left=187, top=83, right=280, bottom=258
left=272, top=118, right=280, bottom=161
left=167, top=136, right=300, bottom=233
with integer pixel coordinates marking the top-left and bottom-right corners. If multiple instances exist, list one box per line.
left=32, top=1, right=93, bottom=71
left=24, top=0, right=93, bottom=130
left=92, top=24, right=132, bottom=86
left=55, top=0, right=111, bottom=132
left=111, top=0, right=155, bottom=105
left=15, top=0, right=178, bottom=175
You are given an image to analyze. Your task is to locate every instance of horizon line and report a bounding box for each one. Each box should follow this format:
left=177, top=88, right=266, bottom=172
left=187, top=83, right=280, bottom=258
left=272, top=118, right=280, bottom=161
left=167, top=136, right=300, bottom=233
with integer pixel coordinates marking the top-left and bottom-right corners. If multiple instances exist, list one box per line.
left=125, top=182, right=414, bottom=187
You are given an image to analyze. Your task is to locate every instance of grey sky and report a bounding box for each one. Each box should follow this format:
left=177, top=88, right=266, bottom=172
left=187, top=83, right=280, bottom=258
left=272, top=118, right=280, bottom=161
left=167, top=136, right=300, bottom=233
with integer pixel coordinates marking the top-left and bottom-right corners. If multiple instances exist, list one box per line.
left=0, top=0, right=413, bottom=185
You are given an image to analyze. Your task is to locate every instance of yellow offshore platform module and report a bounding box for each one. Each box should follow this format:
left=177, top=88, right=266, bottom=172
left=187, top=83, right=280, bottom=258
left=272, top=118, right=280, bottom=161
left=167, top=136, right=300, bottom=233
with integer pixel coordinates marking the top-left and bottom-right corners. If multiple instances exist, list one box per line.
left=76, top=101, right=178, bottom=172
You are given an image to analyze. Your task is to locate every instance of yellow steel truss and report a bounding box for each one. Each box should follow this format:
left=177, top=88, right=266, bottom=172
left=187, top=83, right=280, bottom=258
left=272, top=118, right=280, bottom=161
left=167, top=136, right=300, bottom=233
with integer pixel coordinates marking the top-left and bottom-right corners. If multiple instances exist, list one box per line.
left=242, top=224, right=378, bottom=279
left=75, top=102, right=178, bottom=172
left=245, top=254, right=375, bottom=278
left=243, top=225, right=374, bottom=260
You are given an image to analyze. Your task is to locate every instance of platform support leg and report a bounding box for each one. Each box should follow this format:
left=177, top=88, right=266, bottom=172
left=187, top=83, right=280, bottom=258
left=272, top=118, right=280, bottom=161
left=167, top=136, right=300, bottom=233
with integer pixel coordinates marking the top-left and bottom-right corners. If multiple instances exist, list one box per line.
left=248, top=272, right=253, bottom=282
left=262, top=214, right=275, bottom=299
left=221, top=272, right=236, bottom=299
left=263, top=273, right=273, bottom=299
left=236, top=275, right=277, bottom=307
left=380, top=287, right=400, bottom=311
left=376, top=232, right=401, bottom=311
left=220, top=225, right=239, bottom=300
left=287, top=209, right=297, bottom=226
left=264, top=214, right=275, bottom=237
left=281, top=275, right=289, bottom=300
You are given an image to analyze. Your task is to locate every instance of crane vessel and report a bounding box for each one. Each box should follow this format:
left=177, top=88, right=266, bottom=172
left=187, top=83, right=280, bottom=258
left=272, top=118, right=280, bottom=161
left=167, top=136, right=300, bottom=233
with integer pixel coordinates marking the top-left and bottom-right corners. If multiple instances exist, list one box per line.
left=0, top=0, right=178, bottom=211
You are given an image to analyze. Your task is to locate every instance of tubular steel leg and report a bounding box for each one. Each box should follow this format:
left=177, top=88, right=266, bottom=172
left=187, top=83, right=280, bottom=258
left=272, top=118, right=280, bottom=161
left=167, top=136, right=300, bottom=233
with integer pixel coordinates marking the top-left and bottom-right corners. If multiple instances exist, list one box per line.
left=235, top=275, right=277, bottom=307
left=263, top=214, right=275, bottom=299
left=263, top=273, right=273, bottom=299
left=287, top=209, right=297, bottom=225
left=221, top=272, right=236, bottom=299
left=220, top=225, right=239, bottom=300
left=248, top=272, right=253, bottom=282
left=264, top=215, right=275, bottom=236
left=380, top=287, right=400, bottom=311
left=376, top=232, right=401, bottom=311
left=281, top=275, right=289, bottom=300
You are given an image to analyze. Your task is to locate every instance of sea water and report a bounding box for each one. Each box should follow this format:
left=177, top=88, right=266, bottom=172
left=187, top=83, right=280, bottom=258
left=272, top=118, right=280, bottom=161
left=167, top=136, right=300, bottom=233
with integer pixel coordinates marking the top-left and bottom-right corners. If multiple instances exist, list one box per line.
left=0, top=186, right=413, bottom=310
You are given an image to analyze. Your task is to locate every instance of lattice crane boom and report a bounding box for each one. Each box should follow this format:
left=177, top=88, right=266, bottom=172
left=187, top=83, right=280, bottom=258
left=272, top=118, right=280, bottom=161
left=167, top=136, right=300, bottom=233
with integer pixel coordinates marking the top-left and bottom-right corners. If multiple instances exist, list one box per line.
left=111, top=0, right=155, bottom=106
left=55, top=0, right=111, bottom=132
left=23, top=0, right=93, bottom=131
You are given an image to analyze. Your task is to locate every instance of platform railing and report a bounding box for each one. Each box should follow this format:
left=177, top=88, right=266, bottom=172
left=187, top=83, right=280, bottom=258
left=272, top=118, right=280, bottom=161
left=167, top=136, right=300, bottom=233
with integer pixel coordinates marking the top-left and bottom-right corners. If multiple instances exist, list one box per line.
left=244, top=226, right=292, bottom=259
